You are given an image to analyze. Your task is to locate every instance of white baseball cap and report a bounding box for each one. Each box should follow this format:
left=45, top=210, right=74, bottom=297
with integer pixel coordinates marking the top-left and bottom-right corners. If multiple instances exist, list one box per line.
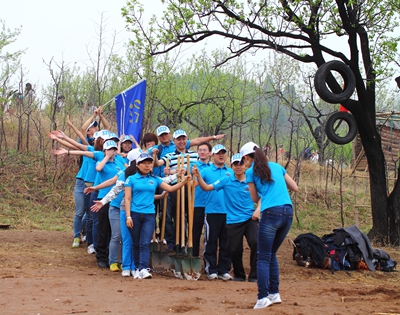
left=103, top=140, right=118, bottom=150
left=231, top=153, right=242, bottom=164
left=240, top=142, right=259, bottom=158
left=104, top=132, right=120, bottom=142
left=156, top=126, right=170, bottom=136
left=86, top=121, right=98, bottom=132
left=121, top=135, right=132, bottom=144
left=127, top=148, right=142, bottom=163
left=211, top=144, right=227, bottom=154
left=95, top=130, right=110, bottom=140
left=136, top=152, right=154, bottom=164
left=173, top=129, right=187, bottom=139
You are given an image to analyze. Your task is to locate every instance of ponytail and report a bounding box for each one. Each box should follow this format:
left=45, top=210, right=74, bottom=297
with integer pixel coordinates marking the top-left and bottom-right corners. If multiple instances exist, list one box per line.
left=253, top=147, right=273, bottom=183
left=125, top=161, right=137, bottom=178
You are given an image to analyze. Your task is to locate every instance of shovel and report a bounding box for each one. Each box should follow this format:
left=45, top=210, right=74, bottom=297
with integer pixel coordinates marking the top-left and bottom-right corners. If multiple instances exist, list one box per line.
left=171, top=156, right=183, bottom=279
left=182, top=160, right=201, bottom=280
left=150, top=230, right=159, bottom=269
left=179, top=155, right=188, bottom=278
left=153, top=187, right=170, bottom=273
left=152, top=159, right=170, bottom=273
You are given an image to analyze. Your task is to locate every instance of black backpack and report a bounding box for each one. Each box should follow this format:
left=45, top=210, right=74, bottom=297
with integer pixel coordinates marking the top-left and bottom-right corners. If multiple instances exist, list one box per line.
left=292, top=233, right=329, bottom=268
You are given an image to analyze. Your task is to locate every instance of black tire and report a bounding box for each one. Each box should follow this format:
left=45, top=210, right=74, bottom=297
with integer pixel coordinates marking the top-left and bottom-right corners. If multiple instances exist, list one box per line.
left=314, top=61, right=356, bottom=104
left=325, top=111, right=358, bottom=145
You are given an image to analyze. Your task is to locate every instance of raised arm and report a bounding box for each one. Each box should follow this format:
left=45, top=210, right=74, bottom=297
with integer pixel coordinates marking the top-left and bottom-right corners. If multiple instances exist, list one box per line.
left=130, top=134, right=141, bottom=149
left=98, top=106, right=111, bottom=131
left=189, top=134, right=225, bottom=147
left=48, top=132, right=80, bottom=150
left=53, top=148, right=94, bottom=158
left=153, top=149, right=166, bottom=167
left=81, top=110, right=98, bottom=135
left=67, top=115, right=88, bottom=145
left=95, top=150, right=114, bottom=172
left=51, top=130, right=88, bottom=151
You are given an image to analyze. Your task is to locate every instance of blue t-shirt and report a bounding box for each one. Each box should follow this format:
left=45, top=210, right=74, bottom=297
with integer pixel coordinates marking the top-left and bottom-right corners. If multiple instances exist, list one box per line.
left=245, top=162, right=292, bottom=211
left=82, top=146, right=97, bottom=183
left=110, top=170, right=125, bottom=208
left=124, top=172, right=163, bottom=214
left=93, top=151, right=125, bottom=199
left=213, top=174, right=255, bottom=224
left=146, top=145, right=161, bottom=176
left=194, top=160, right=211, bottom=207
left=200, top=164, right=233, bottom=214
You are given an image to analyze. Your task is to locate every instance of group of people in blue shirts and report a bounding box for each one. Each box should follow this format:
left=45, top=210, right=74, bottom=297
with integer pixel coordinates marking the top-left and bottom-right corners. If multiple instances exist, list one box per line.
left=51, top=107, right=298, bottom=310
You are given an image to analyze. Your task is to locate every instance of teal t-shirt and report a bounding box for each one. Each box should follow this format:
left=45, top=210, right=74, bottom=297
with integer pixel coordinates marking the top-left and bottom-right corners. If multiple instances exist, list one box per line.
left=194, top=160, right=211, bottom=207
left=200, top=164, right=233, bottom=214
left=124, top=172, right=163, bottom=214
left=245, top=162, right=292, bottom=211
left=213, top=174, right=255, bottom=224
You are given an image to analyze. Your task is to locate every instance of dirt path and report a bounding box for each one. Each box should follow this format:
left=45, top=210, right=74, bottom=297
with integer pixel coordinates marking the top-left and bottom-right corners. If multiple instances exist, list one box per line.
left=1, top=230, right=400, bottom=315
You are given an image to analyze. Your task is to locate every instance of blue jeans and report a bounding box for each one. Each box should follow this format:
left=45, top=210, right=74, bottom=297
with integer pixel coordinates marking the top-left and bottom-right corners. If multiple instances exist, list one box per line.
left=257, top=205, right=293, bottom=300
left=130, top=212, right=155, bottom=271
left=89, top=191, right=99, bottom=249
left=108, top=206, right=122, bottom=265
left=73, top=179, right=89, bottom=239
left=120, top=210, right=135, bottom=271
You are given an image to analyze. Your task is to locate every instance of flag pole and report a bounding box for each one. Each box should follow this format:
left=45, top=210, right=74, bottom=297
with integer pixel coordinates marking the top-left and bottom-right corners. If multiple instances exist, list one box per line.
left=102, top=78, right=147, bottom=109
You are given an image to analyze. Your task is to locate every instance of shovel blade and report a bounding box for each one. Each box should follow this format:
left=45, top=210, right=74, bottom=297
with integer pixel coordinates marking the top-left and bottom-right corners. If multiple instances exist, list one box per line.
left=189, top=256, right=202, bottom=280
left=170, top=246, right=183, bottom=279
left=172, top=256, right=183, bottom=279
left=153, top=250, right=170, bottom=273
left=181, top=256, right=192, bottom=280
left=182, top=248, right=202, bottom=280
left=150, top=251, right=161, bottom=270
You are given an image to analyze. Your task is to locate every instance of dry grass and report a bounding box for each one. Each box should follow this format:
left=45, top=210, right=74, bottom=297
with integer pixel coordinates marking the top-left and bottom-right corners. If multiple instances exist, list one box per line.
left=0, top=113, right=377, bottom=237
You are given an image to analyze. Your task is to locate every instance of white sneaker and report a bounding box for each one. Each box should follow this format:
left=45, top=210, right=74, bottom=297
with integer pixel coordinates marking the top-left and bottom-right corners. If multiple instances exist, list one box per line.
left=133, top=269, right=140, bottom=279
left=207, top=273, right=218, bottom=280
left=121, top=270, right=131, bottom=277
left=267, top=293, right=281, bottom=304
left=218, top=273, right=232, bottom=281
left=87, top=244, right=96, bottom=254
left=139, top=268, right=152, bottom=279
left=253, top=297, right=272, bottom=309
left=72, top=238, right=80, bottom=248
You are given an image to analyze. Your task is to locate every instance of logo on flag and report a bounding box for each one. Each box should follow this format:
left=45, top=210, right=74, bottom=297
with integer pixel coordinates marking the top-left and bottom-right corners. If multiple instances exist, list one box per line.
left=115, top=79, right=146, bottom=141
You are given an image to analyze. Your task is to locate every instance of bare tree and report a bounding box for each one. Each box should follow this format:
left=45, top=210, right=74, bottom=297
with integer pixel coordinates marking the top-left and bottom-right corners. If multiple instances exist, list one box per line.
left=124, top=0, right=400, bottom=244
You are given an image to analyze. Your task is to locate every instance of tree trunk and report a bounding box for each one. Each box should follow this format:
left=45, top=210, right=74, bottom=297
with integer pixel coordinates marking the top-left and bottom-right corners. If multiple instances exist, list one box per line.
left=388, top=167, right=400, bottom=245
left=353, top=106, right=390, bottom=244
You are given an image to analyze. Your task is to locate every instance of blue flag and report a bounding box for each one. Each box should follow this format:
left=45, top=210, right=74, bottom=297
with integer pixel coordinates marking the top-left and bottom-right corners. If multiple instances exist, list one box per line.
left=115, top=79, right=146, bottom=141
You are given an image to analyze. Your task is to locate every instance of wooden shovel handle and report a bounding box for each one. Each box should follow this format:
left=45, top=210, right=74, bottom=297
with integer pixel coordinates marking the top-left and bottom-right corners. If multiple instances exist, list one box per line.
left=175, top=157, right=181, bottom=246
left=187, top=155, right=193, bottom=247
left=180, top=156, right=185, bottom=249
left=160, top=159, right=169, bottom=242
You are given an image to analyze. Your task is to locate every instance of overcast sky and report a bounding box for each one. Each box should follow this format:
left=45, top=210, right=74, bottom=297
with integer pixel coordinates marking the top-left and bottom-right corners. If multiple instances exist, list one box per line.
left=2, top=1, right=399, bottom=93
left=2, top=0, right=134, bottom=88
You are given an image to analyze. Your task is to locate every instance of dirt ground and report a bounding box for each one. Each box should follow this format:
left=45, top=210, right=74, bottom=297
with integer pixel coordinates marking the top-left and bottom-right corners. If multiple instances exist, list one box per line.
left=1, top=230, right=400, bottom=315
